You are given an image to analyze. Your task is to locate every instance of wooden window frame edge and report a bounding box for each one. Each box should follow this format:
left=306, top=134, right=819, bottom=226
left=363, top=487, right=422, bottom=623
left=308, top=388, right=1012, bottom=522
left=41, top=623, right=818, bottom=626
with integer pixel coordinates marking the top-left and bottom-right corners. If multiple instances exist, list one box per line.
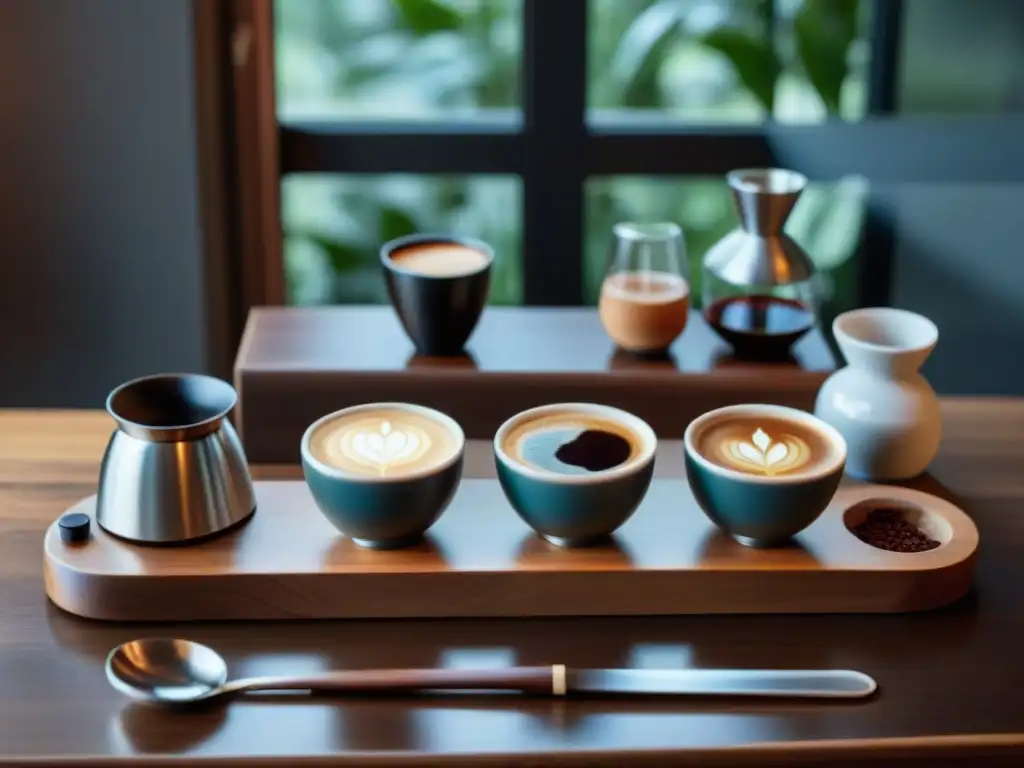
left=192, top=0, right=238, bottom=379
left=227, top=0, right=284, bottom=311
left=193, top=0, right=283, bottom=378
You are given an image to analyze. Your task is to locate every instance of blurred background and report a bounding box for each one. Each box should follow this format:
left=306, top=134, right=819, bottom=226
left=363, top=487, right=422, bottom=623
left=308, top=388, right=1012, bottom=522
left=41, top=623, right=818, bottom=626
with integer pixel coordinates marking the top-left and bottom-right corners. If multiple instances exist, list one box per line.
left=0, top=0, right=1023, bottom=405
left=277, top=0, right=871, bottom=309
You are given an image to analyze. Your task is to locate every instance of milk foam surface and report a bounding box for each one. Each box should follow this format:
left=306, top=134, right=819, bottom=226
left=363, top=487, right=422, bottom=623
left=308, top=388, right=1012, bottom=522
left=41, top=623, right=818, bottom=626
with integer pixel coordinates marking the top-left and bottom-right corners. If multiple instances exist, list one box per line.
left=389, top=243, right=490, bottom=277
left=310, top=408, right=459, bottom=478
left=600, top=271, right=690, bottom=304
left=695, top=416, right=838, bottom=478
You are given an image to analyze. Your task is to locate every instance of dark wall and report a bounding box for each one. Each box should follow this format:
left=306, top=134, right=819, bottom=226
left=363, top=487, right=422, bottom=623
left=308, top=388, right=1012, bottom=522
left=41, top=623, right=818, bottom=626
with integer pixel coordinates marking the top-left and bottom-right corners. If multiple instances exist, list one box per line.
left=891, top=0, right=1024, bottom=394
left=0, top=0, right=206, bottom=407
left=892, top=183, right=1024, bottom=395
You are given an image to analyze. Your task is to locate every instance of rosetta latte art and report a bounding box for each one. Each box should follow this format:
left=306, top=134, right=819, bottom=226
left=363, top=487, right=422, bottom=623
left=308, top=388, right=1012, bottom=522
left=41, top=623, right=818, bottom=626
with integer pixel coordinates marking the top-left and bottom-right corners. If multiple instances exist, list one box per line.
left=711, top=427, right=813, bottom=476
left=327, top=418, right=433, bottom=476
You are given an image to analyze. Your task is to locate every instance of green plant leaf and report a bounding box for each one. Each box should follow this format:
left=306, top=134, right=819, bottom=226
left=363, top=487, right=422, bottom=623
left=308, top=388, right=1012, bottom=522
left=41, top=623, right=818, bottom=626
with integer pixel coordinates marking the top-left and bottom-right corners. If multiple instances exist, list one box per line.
left=301, top=232, right=367, bottom=273
left=390, top=0, right=463, bottom=36
left=610, top=0, right=681, bottom=107
left=698, top=28, right=781, bottom=113
left=794, top=0, right=859, bottom=115
left=754, top=0, right=773, bottom=28
left=437, top=182, right=467, bottom=212
left=378, top=205, right=419, bottom=244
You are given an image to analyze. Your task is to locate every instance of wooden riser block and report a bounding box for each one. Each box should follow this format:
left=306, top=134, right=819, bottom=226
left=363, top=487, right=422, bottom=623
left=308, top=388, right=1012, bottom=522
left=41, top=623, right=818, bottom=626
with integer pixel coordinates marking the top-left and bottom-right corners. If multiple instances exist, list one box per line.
left=233, top=307, right=836, bottom=463
left=44, top=480, right=977, bottom=622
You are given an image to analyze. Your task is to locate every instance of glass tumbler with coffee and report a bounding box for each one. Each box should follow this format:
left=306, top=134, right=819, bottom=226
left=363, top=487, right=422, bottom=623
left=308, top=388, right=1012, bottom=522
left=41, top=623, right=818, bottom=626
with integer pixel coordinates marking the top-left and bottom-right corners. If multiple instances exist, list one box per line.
left=381, top=234, right=493, bottom=357
left=701, top=168, right=818, bottom=360
left=598, top=222, right=690, bottom=355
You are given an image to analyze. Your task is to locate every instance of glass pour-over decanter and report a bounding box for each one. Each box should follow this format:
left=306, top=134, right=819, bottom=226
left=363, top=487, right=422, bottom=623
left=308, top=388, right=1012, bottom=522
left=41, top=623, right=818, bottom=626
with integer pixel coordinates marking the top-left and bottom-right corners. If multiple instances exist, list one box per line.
left=701, top=169, right=818, bottom=360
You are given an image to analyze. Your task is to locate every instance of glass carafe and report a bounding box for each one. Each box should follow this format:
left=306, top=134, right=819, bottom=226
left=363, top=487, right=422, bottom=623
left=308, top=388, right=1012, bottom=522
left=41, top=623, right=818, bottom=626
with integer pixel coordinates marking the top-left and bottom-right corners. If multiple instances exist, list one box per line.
left=702, top=272, right=818, bottom=360
left=701, top=169, right=819, bottom=358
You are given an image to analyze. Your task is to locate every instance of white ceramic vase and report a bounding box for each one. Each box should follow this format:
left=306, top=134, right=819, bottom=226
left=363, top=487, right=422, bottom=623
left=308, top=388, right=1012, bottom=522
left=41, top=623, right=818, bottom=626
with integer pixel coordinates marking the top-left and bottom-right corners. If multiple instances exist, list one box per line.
left=814, top=308, right=941, bottom=481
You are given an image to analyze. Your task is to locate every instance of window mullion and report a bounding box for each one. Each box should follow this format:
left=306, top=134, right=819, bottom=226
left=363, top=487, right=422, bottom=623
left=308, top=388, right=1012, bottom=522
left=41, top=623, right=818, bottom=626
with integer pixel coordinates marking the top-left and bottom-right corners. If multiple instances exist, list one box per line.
left=522, top=0, right=587, bottom=305
left=858, top=0, right=905, bottom=308
left=279, top=120, right=523, bottom=174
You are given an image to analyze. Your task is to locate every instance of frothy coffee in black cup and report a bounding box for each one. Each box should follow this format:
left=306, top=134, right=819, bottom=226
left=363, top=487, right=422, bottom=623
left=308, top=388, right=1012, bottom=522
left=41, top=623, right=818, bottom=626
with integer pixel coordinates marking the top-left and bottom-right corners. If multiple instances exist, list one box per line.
left=381, top=234, right=494, bottom=357
left=388, top=242, right=490, bottom=277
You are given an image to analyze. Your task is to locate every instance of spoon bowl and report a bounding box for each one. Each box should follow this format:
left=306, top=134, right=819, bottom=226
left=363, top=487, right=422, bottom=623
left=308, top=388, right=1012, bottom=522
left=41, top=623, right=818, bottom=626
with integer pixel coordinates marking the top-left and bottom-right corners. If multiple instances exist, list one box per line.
left=106, top=638, right=229, bottom=704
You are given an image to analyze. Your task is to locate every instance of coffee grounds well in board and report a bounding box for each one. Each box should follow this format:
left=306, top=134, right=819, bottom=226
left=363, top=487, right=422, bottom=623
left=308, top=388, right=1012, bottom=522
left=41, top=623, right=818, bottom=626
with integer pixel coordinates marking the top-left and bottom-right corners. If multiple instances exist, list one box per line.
left=555, top=430, right=632, bottom=472
left=851, top=508, right=941, bottom=553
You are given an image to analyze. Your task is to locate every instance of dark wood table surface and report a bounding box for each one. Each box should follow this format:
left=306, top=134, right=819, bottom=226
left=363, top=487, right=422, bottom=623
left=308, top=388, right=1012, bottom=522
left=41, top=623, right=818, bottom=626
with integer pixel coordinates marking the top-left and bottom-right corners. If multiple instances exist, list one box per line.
left=235, top=306, right=837, bottom=374
left=3, top=405, right=1024, bottom=766
left=233, top=306, right=836, bottom=462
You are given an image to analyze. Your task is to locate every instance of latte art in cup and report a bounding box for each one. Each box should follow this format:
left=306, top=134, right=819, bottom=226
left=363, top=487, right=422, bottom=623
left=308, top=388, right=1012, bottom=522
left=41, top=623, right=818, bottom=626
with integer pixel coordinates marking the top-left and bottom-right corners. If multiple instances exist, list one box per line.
left=333, top=418, right=431, bottom=476
left=694, top=415, right=838, bottom=478
left=308, top=407, right=460, bottom=478
left=684, top=404, right=847, bottom=547
left=301, top=402, right=465, bottom=549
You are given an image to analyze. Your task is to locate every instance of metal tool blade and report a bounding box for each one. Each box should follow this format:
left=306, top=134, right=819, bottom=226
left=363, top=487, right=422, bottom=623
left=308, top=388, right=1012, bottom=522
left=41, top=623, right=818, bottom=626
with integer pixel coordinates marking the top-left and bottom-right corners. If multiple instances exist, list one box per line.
left=570, top=668, right=877, bottom=699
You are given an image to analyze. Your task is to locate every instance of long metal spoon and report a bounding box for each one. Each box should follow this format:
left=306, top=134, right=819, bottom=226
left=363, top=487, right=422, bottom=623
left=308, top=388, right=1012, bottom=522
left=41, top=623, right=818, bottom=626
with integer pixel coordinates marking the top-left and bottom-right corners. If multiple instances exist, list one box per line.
left=106, top=638, right=877, bottom=707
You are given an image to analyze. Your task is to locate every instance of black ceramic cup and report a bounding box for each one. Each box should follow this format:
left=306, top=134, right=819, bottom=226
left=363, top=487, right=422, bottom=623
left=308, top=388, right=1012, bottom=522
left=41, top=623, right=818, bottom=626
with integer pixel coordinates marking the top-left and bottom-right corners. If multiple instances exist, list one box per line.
left=381, top=234, right=493, bottom=357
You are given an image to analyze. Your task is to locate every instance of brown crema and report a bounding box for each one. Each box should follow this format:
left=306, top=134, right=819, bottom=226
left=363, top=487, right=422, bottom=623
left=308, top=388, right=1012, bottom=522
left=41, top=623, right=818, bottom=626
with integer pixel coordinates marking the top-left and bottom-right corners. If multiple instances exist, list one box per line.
left=694, top=415, right=840, bottom=478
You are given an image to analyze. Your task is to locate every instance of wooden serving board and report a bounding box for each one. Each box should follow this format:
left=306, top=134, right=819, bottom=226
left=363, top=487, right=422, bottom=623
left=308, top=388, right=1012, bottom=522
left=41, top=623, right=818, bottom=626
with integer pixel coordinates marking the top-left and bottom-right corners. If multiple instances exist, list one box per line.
left=234, top=307, right=836, bottom=463
left=43, top=480, right=977, bottom=622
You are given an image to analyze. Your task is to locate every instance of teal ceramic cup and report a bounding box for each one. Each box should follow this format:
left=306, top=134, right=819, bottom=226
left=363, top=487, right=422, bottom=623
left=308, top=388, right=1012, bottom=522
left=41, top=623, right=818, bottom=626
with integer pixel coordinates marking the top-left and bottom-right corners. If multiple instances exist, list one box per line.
left=684, top=404, right=847, bottom=548
left=300, top=403, right=465, bottom=549
left=493, top=403, right=657, bottom=546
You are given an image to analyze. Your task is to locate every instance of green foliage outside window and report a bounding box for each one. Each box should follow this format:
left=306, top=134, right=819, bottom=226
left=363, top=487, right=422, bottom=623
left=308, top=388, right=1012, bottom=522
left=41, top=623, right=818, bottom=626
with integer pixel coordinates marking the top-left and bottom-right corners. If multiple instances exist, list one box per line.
left=277, top=0, right=868, bottom=316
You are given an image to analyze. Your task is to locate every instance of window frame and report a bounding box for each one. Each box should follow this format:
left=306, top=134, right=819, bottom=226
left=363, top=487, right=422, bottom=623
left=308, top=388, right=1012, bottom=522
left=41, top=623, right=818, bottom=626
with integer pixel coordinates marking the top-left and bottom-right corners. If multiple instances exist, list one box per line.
left=217, top=0, right=1024, bottom=326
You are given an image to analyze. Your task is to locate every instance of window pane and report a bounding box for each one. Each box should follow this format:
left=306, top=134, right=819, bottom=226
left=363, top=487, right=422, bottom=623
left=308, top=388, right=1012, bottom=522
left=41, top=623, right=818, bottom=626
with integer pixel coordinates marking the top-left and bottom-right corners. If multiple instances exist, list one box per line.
left=899, top=0, right=1024, bottom=115
left=588, top=0, right=1024, bottom=124
left=584, top=176, right=868, bottom=319
left=587, top=0, right=871, bottom=124
left=275, top=0, right=522, bottom=120
left=282, top=175, right=522, bottom=305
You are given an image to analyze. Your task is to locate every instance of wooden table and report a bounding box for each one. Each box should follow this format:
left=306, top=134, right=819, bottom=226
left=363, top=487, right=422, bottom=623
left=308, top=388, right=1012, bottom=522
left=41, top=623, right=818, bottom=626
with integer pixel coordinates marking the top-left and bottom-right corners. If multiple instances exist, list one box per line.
left=3, top=405, right=1024, bottom=766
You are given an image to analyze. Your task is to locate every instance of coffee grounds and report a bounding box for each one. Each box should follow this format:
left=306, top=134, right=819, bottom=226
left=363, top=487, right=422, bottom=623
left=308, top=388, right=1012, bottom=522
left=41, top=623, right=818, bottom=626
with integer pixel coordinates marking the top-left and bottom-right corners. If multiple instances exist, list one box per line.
left=555, top=430, right=632, bottom=472
left=851, top=508, right=941, bottom=553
